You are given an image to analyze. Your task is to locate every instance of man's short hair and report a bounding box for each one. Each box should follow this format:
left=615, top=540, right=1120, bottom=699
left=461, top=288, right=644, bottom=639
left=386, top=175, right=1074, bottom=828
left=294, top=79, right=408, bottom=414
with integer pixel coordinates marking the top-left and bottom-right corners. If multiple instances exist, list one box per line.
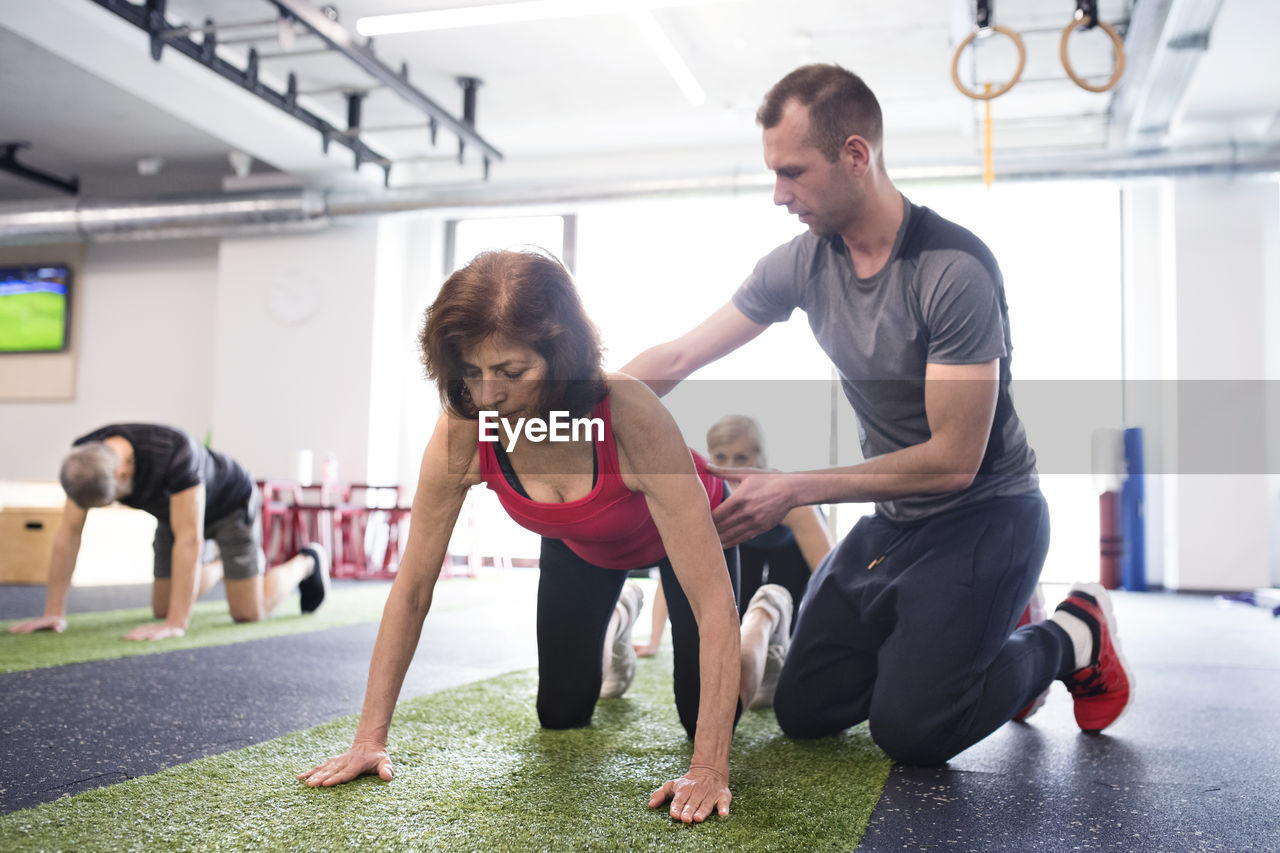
left=60, top=443, right=119, bottom=508
left=757, top=63, right=884, bottom=163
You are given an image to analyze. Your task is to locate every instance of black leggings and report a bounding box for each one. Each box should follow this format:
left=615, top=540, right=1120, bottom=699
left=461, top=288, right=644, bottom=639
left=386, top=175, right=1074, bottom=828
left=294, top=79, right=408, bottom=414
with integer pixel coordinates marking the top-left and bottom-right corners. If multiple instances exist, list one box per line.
left=738, top=538, right=809, bottom=629
left=535, top=536, right=740, bottom=739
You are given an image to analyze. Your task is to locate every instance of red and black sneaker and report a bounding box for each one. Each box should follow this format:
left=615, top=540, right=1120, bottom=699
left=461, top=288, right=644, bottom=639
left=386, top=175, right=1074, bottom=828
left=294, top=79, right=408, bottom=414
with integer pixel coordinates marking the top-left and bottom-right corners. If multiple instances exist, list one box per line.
left=1056, top=582, right=1134, bottom=733
left=1013, top=585, right=1050, bottom=722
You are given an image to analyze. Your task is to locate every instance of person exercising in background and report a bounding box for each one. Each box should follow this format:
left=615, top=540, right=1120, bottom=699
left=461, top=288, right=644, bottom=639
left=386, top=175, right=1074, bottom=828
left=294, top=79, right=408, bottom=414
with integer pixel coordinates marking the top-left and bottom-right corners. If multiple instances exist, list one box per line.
left=7, top=423, right=329, bottom=641
left=636, top=415, right=833, bottom=679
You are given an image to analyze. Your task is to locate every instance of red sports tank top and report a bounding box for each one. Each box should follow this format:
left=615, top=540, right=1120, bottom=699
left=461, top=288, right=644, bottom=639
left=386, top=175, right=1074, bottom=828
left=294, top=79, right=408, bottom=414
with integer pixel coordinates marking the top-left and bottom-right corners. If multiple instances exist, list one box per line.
left=478, top=393, right=724, bottom=570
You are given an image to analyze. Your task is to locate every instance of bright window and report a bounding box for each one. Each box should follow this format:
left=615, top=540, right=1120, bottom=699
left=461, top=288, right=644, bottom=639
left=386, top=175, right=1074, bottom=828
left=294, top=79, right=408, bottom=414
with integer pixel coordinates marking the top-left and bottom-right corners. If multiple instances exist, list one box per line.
left=444, top=213, right=572, bottom=563
left=906, top=180, right=1124, bottom=583
left=443, top=183, right=1125, bottom=583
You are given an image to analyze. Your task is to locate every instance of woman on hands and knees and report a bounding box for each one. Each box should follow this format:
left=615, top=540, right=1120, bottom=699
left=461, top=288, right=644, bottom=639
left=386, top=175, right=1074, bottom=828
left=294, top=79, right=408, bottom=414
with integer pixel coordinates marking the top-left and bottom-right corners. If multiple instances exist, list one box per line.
left=299, top=250, right=774, bottom=824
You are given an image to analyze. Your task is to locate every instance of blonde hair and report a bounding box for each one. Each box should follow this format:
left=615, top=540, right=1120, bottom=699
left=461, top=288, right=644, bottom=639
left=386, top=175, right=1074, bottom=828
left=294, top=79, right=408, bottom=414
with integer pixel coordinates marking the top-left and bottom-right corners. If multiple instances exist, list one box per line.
left=706, top=415, right=765, bottom=465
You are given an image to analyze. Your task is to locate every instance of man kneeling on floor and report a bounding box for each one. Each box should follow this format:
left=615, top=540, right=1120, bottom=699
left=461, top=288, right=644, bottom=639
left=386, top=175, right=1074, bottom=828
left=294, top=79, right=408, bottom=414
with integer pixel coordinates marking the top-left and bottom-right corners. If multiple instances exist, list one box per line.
left=7, top=423, right=329, bottom=641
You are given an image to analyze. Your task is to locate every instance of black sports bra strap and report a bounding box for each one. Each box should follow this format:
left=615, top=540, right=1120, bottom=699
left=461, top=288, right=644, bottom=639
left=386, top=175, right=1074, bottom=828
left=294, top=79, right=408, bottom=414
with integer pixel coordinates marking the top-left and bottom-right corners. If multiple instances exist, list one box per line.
left=492, top=442, right=597, bottom=499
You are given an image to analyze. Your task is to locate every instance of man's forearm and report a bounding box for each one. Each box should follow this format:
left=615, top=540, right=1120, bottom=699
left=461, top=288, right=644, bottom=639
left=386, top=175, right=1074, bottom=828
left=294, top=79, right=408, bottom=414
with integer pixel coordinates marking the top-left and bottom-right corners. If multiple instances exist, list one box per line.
left=166, top=537, right=202, bottom=628
left=784, top=439, right=979, bottom=507
left=619, top=344, right=689, bottom=397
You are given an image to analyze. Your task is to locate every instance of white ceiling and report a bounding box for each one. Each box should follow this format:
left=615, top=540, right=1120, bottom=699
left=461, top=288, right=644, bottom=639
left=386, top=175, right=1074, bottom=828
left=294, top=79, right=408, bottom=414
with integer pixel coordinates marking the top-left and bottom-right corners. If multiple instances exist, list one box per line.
left=1, top=0, right=1277, bottom=203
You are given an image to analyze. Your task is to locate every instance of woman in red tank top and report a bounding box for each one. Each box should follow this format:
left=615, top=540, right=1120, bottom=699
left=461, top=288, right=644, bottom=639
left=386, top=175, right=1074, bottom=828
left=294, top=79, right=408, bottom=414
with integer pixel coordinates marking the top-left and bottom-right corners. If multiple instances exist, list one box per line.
left=300, top=250, right=791, bottom=825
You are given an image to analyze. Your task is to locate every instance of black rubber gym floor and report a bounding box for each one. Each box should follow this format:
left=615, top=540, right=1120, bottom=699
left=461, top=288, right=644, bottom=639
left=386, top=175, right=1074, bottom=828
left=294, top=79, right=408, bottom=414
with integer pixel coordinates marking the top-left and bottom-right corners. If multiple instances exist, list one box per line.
left=2, top=579, right=1278, bottom=850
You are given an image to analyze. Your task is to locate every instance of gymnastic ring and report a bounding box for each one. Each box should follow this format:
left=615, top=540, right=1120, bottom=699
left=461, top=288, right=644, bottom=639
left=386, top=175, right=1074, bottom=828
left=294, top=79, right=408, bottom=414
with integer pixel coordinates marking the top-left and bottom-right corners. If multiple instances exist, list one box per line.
left=950, top=25, right=1027, bottom=101
left=1059, top=16, right=1126, bottom=93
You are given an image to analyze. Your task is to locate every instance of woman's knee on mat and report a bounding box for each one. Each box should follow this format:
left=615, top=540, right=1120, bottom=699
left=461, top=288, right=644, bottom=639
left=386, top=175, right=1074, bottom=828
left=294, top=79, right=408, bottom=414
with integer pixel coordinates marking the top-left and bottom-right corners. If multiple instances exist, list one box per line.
left=536, top=696, right=596, bottom=730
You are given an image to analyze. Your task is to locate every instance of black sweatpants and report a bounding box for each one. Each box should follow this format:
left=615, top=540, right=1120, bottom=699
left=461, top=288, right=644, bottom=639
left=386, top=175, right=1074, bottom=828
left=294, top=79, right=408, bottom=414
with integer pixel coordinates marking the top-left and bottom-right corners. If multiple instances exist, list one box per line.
left=535, top=536, right=740, bottom=739
left=773, top=491, right=1070, bottom=765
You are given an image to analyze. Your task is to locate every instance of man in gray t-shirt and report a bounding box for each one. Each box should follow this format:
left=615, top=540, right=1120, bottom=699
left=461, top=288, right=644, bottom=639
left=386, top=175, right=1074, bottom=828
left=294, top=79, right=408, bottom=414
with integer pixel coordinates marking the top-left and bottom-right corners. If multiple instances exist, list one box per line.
left=624, top=64, right=1133, bottom=765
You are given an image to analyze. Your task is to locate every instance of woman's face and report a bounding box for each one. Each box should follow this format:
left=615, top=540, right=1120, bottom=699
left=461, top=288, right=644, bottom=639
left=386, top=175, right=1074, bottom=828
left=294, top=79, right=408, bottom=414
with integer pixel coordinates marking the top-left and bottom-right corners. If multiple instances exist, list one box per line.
left=460, top=335, right=548, bottom=419
left=708, top=435, right=763, bottom=469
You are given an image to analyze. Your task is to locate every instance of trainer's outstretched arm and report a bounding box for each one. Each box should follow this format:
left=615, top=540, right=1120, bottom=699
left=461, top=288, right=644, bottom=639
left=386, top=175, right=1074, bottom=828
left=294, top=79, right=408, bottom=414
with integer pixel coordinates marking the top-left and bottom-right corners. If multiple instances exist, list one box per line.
left=619, top=302, right=769, bottom=397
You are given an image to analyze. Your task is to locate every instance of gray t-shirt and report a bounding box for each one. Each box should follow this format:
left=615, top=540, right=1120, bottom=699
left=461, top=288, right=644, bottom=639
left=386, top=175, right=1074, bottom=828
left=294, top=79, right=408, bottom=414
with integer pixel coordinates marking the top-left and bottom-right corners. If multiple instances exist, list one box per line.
left=733, top=196, right=1038, bottom=522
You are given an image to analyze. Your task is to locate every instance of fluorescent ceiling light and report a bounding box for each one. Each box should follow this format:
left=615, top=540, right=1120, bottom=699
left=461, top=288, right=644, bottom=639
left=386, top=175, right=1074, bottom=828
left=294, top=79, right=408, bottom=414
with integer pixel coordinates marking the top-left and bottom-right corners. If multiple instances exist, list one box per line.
left=357, top=0, right=732, bottom=36
left=629, top=8, right=705, bottom=106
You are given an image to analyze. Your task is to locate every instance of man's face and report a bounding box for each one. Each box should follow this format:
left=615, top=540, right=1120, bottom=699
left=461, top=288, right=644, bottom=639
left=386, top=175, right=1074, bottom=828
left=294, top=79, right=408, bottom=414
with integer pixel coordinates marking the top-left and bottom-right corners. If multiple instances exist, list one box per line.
left=112, top=449, right=134, bottom=499
left=762, top=101, right=861, bottom=237
left=113, top=469, right=133, bottom=500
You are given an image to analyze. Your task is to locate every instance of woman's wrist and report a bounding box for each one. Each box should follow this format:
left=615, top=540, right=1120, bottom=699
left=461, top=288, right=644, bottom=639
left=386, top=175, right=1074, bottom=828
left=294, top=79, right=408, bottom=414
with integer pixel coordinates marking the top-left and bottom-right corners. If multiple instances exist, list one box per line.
left=687, top=762, right=729, bottom=782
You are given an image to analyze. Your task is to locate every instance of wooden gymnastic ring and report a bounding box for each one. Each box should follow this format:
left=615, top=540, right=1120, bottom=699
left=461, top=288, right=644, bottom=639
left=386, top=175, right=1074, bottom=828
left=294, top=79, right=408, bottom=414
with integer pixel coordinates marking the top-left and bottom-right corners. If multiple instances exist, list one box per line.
left=1059, top=17, right=1126, bottom=93
left=951, top=25, right=1027, bottom=101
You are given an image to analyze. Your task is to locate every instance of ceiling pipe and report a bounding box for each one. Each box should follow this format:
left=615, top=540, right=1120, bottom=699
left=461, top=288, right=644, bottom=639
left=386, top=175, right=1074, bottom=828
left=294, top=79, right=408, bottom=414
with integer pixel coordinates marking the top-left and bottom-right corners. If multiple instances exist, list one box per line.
left=0, top=193, right=329, bottom=244
left=2, top=143, right=1278, bottom=245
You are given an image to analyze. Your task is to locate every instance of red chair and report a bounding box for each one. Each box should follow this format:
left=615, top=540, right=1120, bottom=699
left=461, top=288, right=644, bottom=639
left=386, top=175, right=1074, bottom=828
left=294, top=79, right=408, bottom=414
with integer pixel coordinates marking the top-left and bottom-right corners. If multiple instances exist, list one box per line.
left=336, top=484, right=411, bottom=579
left=258, top=480, right=303, bottom=565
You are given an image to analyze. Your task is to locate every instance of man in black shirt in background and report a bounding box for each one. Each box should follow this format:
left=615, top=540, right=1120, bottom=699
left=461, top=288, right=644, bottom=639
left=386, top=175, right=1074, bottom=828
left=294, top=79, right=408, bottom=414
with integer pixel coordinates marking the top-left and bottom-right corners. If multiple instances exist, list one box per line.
left=8, top=423, right=329, bottom=641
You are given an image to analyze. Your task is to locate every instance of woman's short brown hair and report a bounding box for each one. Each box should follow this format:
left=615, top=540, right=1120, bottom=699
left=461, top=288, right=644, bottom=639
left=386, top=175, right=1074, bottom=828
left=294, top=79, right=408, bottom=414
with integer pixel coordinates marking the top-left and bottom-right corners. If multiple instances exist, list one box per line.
left=420, top=249, right=606, bottom=419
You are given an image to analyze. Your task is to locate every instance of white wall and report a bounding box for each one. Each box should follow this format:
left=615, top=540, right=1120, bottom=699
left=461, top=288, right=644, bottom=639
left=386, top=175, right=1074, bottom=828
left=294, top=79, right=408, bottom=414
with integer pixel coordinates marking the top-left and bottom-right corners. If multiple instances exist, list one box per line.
left=1122, top=183, right=1175, bottom=588
left=1122, top=177, right=1280, bottom=591
left=0, top=239, right=219, bottom=481
left=1268, top=184, right=1280, bottom=587
left=0, top=220, right=434, bottom=499
left=212, top=222, right=382, bottom=483
left=209, top=216, right=432, bottom=487
left=394, top=215, right=447, bottom=493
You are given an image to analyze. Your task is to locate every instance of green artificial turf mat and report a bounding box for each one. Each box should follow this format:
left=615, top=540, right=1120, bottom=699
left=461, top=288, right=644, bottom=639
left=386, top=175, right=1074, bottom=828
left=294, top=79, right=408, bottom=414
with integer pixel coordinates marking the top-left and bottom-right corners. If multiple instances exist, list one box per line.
left=0, top=649, right=890, bottom=852
left=0, top=574, right=524, bottom=674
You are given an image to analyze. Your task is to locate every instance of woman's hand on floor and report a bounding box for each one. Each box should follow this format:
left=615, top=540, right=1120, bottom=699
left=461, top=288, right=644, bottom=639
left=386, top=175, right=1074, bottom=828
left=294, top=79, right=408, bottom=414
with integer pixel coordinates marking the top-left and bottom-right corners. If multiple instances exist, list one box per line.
left=298, top=740, right=394, bottom=787
left=649, top=764, right=731, bottom=823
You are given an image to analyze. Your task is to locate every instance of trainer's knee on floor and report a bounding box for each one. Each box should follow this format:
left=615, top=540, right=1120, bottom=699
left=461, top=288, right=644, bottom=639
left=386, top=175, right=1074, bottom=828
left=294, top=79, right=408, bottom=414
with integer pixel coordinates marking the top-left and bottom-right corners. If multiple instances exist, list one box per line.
left=868, top=713, right=955, bottom=766
left=774, top=688, right=836, bottom=740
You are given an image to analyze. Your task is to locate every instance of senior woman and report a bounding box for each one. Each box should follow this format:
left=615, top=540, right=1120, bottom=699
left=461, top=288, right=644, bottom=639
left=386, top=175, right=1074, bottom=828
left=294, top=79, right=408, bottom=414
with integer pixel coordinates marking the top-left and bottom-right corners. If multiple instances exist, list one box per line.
left=299, top=250, right=789, bottom=824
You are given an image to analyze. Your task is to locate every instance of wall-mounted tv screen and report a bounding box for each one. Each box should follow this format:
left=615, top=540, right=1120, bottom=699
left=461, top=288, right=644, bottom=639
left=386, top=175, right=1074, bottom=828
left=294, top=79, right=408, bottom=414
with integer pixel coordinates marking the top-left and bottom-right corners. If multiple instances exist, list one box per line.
left=0, top=264, right=72, bottom=354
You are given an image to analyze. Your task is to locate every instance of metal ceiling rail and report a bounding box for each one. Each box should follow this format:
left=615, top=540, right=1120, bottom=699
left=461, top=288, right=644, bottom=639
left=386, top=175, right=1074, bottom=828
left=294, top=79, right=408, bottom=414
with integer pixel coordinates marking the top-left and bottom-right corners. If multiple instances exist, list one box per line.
left=88, top=0, right=395, bottom=183
left=0, top=143, right=81, bottom=196
left=267, top=0, right=504, bottom=167
left=85, top=0, right=503, bottom=186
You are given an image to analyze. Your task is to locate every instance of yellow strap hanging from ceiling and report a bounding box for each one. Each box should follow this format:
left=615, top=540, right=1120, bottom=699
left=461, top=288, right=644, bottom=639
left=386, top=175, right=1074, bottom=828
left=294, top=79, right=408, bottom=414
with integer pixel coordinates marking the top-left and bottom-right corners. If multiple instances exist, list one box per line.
left=983, top=83, right=994, bottom=188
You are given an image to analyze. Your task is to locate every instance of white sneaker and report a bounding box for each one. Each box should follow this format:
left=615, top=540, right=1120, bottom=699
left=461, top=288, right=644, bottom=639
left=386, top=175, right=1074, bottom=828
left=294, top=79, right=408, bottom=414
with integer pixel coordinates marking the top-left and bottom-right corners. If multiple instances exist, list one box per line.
left=600, top=580, right=644, bottom=699
left=746, top=584, right=793, bottom=710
